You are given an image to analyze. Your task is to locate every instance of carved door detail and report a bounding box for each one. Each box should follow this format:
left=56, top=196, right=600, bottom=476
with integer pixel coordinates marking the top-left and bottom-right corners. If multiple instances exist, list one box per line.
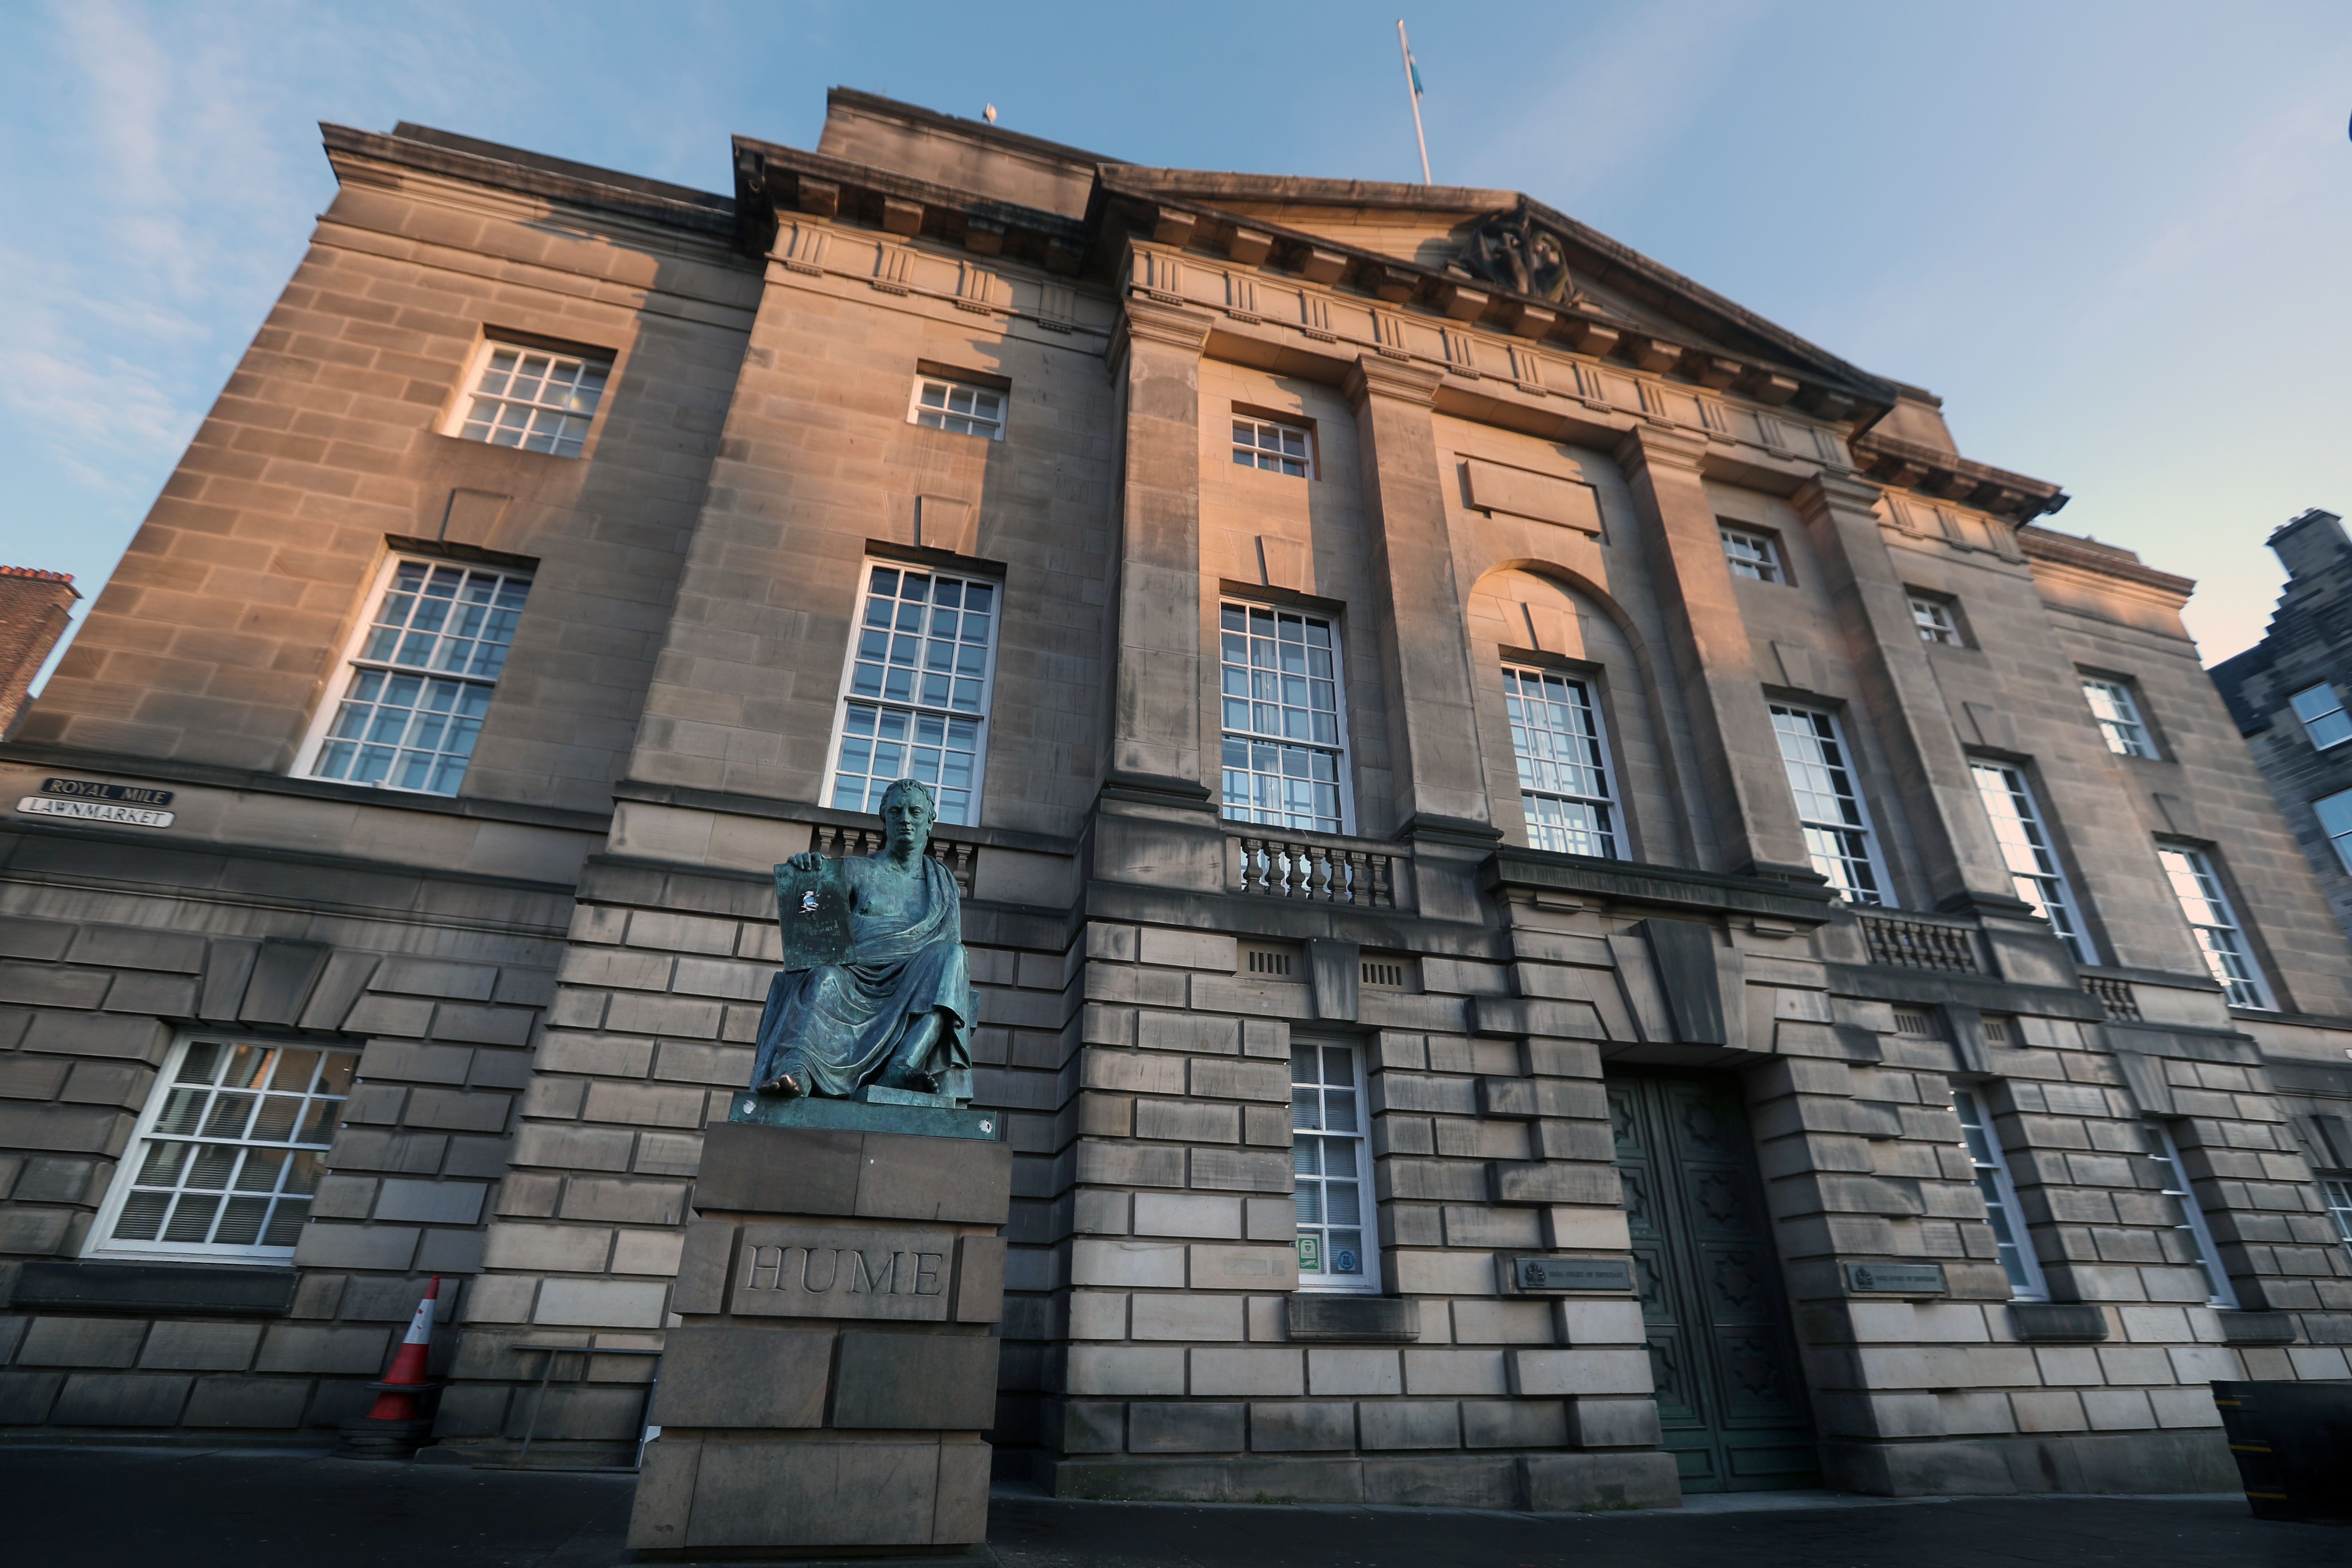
left=1608, top=1071, right=1818, bottom=1492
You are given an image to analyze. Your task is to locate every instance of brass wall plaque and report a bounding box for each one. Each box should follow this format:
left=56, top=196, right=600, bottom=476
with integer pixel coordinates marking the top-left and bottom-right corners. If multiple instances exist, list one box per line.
left=1513, top=1255, right=1634, bottom=1292
left=1843, top=1261, right=1947, bottom=1295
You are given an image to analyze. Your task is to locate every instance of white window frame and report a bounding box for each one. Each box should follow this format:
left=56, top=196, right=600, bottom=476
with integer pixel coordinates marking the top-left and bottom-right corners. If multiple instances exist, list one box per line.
left=2082, top=677, right=2156, bottom=759
left=2314, top=789, right=2352, bottom=876
left=1217, top=599, right=1354, bottom=836
left=1769, top=704, right=1890, bottom=905
left=2321, top=1175, right=2352, bottom=1262
left=819, top=559, right=1003, bottom=829
left=87, top=1030, right=357, bottom=1265
left=1231, top=414, right=1314, bottom=478
left=1292, top=1038, right=1380, bottom=1293
left=1952, top=1086, right=2048, bottom=1302
left=294, top=553, right=533, bottom=797
left=2141, top=1120, right=2238, bottom=1308
left=906, top=375, right=1005, bottom=440
left=2289, top=684, right=2352, bottom=750
left=1969, top=761, right=2094, bottom=964
left=1910, top=594, right=1963, bottom=646
left=1720, top=525, right=1785, bottom=584
left=441, top=337, right=610, bottom=458
left=1503, top=664, right=1623, bottom=859
left=2156, top=844, right=2273, bottom=1010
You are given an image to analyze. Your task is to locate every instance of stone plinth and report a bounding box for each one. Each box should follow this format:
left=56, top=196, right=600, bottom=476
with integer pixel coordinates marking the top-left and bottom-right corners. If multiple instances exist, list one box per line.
left=627, top=1120, right=1013, bottom=1558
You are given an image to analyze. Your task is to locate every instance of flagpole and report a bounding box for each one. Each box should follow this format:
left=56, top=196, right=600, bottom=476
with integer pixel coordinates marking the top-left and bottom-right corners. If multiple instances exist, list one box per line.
left=1397, top=20, right=1431, bottom=185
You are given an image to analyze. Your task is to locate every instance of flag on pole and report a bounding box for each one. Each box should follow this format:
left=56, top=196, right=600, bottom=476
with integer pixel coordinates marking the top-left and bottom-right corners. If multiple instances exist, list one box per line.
left=1397, top=20, right=1432, bottom=184
left=1409, top=58, right=1424, bottom=98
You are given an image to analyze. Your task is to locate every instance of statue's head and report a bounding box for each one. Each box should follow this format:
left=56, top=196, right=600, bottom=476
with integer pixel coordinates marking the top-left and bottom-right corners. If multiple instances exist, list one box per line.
left=877, top=777, right=938, bottom=845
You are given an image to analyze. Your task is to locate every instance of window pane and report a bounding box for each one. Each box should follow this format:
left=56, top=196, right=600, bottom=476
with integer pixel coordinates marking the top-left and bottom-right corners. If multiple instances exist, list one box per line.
left=2156, top=847, right=2269, bottom=1008
left=828, top=566, right=999, bottom=827
left=1219, top=602, right=1345, bottom=833
left=1772, top=707, right=1883, bottom=904
left=1291, top=1042, right=1377, bottom=1291
left=1969, top=763, right=2091, bottom=962
left=1505, top=667, right=1617, bottom=858
left=454, top=342, right=606, bottom=457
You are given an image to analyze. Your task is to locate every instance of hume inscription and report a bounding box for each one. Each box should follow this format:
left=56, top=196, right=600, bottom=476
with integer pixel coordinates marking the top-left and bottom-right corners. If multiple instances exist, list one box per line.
left=729, top=1224, right=956, bottom=1321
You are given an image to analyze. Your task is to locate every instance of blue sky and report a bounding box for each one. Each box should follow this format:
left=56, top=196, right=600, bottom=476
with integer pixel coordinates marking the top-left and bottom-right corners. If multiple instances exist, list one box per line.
left=2, top=0, right=2348, bottom=686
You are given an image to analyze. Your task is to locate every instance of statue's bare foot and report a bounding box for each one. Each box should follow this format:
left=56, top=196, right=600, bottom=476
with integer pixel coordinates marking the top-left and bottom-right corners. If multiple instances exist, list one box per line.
left=754, top=1072, right=802, bottom=1099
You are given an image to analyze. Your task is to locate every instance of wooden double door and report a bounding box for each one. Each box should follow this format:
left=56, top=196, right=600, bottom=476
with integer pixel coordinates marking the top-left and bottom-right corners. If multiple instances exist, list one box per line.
left=1607, top=1070, right=1819, bottom=1493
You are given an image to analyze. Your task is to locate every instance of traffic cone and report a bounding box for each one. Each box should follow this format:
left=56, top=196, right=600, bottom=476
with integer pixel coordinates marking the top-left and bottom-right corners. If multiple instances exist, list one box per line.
left=338, top=1276, right=446, bottom=1459
left=365, top=1275, right=441, bottom=1420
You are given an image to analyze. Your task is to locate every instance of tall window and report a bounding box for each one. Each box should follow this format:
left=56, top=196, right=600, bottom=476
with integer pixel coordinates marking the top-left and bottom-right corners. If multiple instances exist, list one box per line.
left=2141, top=1121, right=2237, bottom=1308
left=2289, top=684, right=2352, bottom=750
left=826, top=563, right=999, bottom=827
left=305, top=557, right=531, bottom=796
left=449, top=341, right=608, bottom=458
left=907, top=375, right=1004, bottom=439
left=2082, top=678, right=2155, bottom=758
left=1969, top=762, right=2092, bottom=963
left=1292, top=1041, right=1377, bottom=1291
left=2156, top=845, right=2271, bottom=1009
left=2322, top=1176, right=2352, bottom=1262
left=1720, top=526, right=1785, bottom=583
left=1770, top=705, right=1886, bottom=904
left=90, top=1032, right=355, bottom=1262
left=2314, top=789, right=2352, bottom=876
left=1910, top=595, right=1962, bottom=646
left=1232, top=415, right=1312, bottom=477
left=1503, top=666, right=1618, bottom=857
left=1219, top=602, right=1347, bottom=834
left=1953, top=1087, right=2047, bottom=1301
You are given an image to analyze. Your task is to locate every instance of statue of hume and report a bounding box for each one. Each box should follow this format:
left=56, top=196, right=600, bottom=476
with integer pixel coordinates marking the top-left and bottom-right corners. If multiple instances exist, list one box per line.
left=750, top=778, right=974, bottom=1103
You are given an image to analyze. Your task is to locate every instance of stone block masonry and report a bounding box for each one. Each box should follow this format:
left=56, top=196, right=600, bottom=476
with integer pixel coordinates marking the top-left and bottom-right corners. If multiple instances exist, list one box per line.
left=0, top=568, right=78, bottom=739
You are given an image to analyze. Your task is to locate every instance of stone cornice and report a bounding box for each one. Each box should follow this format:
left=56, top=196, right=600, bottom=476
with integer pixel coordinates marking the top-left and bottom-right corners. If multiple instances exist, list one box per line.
left=1479, top=847, right=1839, bottom=925
left=1851, top=429, right=2067, bottom=524
left=1614, top=425, right=1710, bottom=475
left=323, top=123, right=734, bottom=237
left=1111, top=294, right=1215, bottom=361
left=2017, top=527, right=2196, bottom=601
left=732, top=134, right=1090, bottom=275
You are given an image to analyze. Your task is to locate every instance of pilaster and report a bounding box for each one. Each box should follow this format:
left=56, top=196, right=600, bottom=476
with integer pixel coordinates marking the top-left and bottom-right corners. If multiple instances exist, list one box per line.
left=1344, top=354, right=1496, bottom=843
left=1789, top=473, right=2028, bottom=915
left=1612, top=427, right=1814, bottom=880
left=1107, top=295, right=1217, bottom=807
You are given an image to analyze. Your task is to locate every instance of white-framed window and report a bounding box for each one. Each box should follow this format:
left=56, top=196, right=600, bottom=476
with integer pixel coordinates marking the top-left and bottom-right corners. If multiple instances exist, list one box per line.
left=2141, top=1120, right=2237, bottom=1308
left=2082, top=678, right=2156, bottom=758
left=1910, top=595, right=1962, bottom=646
left=907, top=375, right=1005, bottom=439
left=1503, top=665, right=1619, bottom=858
left=2156, top=845, right=2272, bottom=1009
left=446, top=340, right=609, bottom=458
left=2322, top=1176, right=2352, bottom=1261
left=88, top=1031, right=356, bottom=1263
left=1952, top=1086, right=2047, bottom=1301
left=2313, top=789, right=2352, bottom=876
left=2289, top=684, right=2352, bottom=750
left=299, top=556, right=532, bottom=796
left=1720, top=526, right=1785, bottom=584
left=823, top=561, right=1001, bottom=827
left=1292, top=1039, right=1378, bottom=1291
left=1970, top=762, right=2093, bottom=963
left=1232, top=415, right=1312, bottom=477
left=1219, top=601, right=1349, bottom=835
left=1770, top=705, right=1887, bottom=905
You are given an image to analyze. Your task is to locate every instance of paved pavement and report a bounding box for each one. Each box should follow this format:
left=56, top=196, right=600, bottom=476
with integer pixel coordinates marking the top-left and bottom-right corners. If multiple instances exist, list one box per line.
left=0, top=1445, right=2341, bottom=1568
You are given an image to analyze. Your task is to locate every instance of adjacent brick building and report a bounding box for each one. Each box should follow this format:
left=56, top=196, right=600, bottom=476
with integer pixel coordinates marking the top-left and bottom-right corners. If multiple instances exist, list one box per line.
left=0, top=568, right=78, bottom=739
left=3, top=91, right=2350, bottom=1505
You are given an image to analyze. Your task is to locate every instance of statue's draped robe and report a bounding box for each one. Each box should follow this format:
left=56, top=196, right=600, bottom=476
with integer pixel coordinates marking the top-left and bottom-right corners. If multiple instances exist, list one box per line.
left=751, top=855, right=974, bottom=1099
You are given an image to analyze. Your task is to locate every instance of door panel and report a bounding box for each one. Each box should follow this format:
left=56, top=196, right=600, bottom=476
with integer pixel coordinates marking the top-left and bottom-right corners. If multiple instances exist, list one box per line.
left=1609, top=1071, right=1818, bottom=1492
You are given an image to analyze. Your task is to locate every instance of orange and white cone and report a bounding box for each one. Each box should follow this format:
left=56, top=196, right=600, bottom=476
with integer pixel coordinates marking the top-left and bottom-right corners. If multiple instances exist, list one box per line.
left=364, top=1276, right=440, bottom=1421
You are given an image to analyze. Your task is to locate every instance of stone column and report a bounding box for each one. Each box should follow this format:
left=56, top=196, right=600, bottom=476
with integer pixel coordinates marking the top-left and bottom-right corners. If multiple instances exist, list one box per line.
left=626, top=1121, right=1011, bottom=1556
left=1789, top=473, right=2027, bottom=915
left=1613, top=426, right=1815, bottom=880
left=1343, top=354, right=1494, bottom=841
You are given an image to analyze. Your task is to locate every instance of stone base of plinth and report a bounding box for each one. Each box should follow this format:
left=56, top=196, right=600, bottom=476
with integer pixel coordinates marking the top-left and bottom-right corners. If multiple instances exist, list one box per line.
left=626, top=1119, right=1012, bottom=1557
left=335, top=1414, right=437, bottom=1460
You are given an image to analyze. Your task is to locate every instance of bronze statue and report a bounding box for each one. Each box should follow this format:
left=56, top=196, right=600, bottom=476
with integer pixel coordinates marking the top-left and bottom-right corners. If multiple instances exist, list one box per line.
left=750, top=778, right=974, bottom=1103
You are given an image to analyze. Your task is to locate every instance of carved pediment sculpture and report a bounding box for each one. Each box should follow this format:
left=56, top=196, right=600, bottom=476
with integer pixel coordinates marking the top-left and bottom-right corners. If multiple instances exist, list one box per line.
left=1460, top=209, right=1573, bottom=305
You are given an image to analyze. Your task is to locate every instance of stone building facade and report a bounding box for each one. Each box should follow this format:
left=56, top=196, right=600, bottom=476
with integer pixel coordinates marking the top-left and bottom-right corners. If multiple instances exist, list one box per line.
left=0, top=568, right=80, bottom=739
left=3, top=90, right=2350, bottom=1505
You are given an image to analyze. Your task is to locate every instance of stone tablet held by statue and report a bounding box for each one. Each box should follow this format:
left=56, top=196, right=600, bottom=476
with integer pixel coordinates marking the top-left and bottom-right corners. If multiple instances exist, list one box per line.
left=745, top=778, right=975, bottom=1106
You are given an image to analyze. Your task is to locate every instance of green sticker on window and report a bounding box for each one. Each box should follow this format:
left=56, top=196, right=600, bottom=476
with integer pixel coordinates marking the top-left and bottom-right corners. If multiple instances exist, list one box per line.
left=1297, top=1235, right=1323, bottom=1273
